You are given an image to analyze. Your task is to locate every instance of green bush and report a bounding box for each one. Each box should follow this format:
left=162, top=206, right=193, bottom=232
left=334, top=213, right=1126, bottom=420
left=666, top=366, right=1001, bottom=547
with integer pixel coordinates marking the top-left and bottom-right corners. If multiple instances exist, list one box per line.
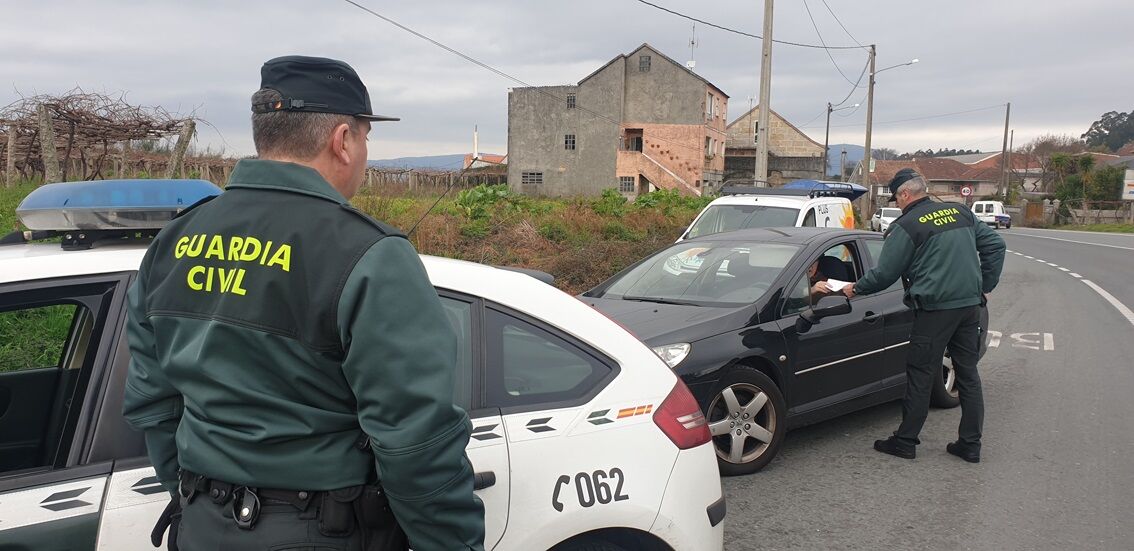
left=455, top=184, right=514, bottom=220
left=592, top=189, right=627, bottom=216
left=538, top=220, right=570, bottom=242
left=459, top=218, right=491, bottom=238
left=601, top=221, right=641, bottom=241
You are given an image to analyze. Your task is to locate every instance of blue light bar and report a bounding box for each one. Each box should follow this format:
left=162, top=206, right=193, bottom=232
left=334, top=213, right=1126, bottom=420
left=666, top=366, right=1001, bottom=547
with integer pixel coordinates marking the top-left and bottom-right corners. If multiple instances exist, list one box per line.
left=16, top=179, right=222, bottom=231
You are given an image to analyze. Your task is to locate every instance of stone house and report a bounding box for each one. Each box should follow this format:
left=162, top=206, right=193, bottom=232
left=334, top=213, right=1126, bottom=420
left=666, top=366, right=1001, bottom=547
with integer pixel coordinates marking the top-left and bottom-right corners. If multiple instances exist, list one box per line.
left=507, top=44, right=728, bottom=197
left=723, top=106, right=825, bottom=188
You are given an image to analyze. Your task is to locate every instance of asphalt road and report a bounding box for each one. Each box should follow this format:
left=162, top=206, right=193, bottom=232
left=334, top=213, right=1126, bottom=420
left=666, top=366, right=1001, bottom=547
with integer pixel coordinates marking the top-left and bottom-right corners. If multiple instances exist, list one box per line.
left=722, top=228, right=1134, bottom=550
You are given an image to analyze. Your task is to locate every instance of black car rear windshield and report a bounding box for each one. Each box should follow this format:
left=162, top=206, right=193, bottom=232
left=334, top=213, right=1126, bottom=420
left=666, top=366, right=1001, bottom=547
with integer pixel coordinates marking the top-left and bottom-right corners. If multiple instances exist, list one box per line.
left=593, top=241, right=800, bottom=307
left=686, top=205, right=800, bottom=239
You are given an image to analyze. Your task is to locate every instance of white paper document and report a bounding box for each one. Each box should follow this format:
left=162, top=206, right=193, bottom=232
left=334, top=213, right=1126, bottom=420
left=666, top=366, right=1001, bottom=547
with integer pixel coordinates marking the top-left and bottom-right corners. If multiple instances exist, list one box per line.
left=824, top=279, right=850, bottom=292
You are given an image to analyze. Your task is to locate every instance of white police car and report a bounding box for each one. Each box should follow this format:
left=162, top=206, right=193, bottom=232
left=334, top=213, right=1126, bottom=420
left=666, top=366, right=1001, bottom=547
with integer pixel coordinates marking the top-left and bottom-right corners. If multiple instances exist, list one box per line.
left=0, top=180, right=725, bottom=551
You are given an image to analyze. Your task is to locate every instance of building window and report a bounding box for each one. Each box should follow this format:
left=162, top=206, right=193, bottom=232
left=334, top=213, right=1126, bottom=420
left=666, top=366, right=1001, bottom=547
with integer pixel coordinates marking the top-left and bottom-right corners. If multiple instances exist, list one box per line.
left=565, top=134, right=576, bottom=150
left=619, top=176, right=636, bottom=193
left=705, top=137, right=712, bottom=156
left=521, top=172, right=543, bottom=186
left=566, top=93, right=576, bottom=109
left=639, top=55, right=651, bottom=72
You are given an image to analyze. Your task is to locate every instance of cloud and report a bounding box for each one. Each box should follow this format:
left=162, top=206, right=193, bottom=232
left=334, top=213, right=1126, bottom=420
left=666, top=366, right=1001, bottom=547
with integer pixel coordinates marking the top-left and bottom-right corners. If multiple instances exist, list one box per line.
left=2, top=0, right=1130, bottom=159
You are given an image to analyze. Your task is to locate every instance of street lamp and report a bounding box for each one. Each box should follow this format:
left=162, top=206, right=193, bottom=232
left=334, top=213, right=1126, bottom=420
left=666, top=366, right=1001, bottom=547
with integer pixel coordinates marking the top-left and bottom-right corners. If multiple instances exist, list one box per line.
left=861, top=49, right=919, bottom=208
left=824, top=102, right=859, bottom=179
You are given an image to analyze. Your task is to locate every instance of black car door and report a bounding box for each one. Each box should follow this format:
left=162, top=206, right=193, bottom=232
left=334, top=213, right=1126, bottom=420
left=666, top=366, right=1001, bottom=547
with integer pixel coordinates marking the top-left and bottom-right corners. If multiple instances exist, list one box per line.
left=776, top=240, right=885, bottom=413
left=861, top=236, right=914, bottom=389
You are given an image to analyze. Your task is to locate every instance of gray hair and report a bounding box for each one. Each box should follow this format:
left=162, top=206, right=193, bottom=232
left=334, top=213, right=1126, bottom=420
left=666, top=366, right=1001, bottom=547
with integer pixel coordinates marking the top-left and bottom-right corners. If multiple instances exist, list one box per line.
left=250, top=88, right=359, bottom=160
left=896, top=175, right=928, bottom=196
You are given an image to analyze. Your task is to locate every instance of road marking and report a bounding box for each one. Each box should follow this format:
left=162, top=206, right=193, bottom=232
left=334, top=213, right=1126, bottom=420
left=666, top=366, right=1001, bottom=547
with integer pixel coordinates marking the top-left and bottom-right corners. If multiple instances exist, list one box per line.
left=1024, top=255, right=1034, bottom=259
left=1046, top=262, right=1058, bottom=267
left=1058, top=267, right=1070, bottom=272
left=1070, top=273, right=1082, bottom=278
left=987, top=330, right=1002, bottom=348
left=1010, top=332, right=1055, bottom=351
left=1082, top=280, right=1134, bottom=328
left=1034, top=258, right=1047, bottom=263
left=1010, top=232, right=1134, bottom=251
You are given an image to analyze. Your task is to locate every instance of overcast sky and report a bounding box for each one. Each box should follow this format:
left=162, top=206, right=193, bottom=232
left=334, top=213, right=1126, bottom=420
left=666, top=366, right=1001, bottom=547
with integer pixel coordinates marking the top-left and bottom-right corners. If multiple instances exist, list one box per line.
left=2, top=0, right=1128, bottom=161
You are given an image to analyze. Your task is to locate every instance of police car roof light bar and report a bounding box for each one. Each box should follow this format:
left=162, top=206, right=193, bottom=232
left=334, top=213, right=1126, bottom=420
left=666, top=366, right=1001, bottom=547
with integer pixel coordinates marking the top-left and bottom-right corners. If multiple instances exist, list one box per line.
left=11, top=179, right=221, bottom=250
left=16, top=179, right=222, bottom=233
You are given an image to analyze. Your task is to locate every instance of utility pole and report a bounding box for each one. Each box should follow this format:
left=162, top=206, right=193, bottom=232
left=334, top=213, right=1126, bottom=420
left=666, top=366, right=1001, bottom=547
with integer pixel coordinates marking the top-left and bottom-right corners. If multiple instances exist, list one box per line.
left=861, top=45, right=877, bottom=208
left=823, top=102, right=832, bottom=179
left=1007, top=129, right=1014, bottom=200
left=839, top=149, right=848, bottom=182
left=999, top=102, right=1011, bottom=197
left=754, top=0, right=774, bottom=185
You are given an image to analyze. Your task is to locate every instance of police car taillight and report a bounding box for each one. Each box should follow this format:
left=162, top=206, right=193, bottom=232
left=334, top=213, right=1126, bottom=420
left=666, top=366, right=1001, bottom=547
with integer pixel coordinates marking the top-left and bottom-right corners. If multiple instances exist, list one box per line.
left=653, top=380, right=711, bottom=450
left=15, top=179, right=221, bottom=231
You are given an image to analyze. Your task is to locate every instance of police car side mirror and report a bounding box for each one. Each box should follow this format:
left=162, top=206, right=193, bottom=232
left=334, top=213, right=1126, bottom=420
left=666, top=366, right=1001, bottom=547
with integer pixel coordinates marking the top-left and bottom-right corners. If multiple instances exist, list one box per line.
left=797, top=296, right=852, bottom=332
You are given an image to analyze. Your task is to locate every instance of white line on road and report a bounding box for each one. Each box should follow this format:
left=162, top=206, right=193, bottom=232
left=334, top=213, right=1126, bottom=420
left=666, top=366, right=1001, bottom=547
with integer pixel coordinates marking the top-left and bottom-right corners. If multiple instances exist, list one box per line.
left=1010, top=232, right=1134, bottom=251
left=1046, top=263, right=1058, bottom=267
left=1058, top=267, right=1070, bottom=272
left=1044, top=333, right=1055, bottom=351
left=1082, top=280, right=1134, bottom=328
left=1024, top=255, right=1034, bottom=259
left=1070, top=273, right=1082, bottom=278
left=1034, top=258, right=1047, bottom=263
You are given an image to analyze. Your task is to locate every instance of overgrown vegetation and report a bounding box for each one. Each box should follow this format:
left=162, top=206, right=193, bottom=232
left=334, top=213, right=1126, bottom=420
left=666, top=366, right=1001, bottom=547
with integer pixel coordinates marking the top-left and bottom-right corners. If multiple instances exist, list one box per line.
left=0, top=304, right=74, bottom=372
left=2, top=180, right=707, bottom=295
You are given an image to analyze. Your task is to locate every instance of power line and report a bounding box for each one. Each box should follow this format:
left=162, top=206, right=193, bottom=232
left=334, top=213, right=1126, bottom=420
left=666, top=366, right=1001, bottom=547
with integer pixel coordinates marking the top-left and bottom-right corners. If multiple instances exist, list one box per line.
left=803, top=103, right=1009, bottom=129
left=830, top=56, right=870, bottom=108
left=337, top=0, right=712, bottom=157
left=821, top=0, right=864, bottom=47
left=633, top=0, right=866, bottom=50
left=802, top=0, right=863, bottom=87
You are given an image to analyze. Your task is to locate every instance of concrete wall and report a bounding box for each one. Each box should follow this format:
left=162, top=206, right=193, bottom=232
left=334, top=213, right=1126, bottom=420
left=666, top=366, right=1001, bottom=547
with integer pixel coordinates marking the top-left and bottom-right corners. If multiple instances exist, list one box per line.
left=507, top=80, right=620, bottom=196
left=622, top=45, right=714, bottom=126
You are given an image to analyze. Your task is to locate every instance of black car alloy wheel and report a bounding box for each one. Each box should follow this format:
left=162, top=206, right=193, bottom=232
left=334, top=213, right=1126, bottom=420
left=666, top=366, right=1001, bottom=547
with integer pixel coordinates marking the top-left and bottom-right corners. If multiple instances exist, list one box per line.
left=706, top=367, right=787, bottom=475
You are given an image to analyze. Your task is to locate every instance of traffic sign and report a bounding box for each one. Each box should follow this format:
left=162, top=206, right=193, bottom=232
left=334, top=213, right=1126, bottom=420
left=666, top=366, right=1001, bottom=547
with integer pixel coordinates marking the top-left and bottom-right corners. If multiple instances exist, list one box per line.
left=961, top=185, right=973, bottom=197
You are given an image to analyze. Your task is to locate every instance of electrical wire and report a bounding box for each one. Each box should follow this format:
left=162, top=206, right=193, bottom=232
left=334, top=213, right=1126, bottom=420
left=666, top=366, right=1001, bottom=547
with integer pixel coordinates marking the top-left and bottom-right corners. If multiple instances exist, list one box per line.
left=802, top=0, right=862, bottom=87
left=821, top=0, right=864, bottom=47
left=339, top=0, right=716, bottom=157
left=633, top=0, right=866, bottom=50
left=831, top=56, right=870, bottom=108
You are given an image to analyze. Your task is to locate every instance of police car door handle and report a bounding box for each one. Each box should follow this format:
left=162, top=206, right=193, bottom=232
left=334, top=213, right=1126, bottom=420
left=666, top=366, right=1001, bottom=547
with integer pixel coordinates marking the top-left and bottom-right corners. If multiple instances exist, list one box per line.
left=863, top=311, right=880, bottom=323
left=473, top=471, right=496, bottom=491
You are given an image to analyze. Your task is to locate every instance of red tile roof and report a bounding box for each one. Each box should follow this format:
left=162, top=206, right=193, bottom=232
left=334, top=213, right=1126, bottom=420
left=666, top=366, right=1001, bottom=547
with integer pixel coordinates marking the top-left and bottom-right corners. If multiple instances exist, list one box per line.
left=869, top=158, right=975, bottom=185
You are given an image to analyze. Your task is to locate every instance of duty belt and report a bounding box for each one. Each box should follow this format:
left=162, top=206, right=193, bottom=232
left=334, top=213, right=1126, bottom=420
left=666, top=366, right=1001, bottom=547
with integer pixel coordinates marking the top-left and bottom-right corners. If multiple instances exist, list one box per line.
left=178, top=471, right=317, bottom=529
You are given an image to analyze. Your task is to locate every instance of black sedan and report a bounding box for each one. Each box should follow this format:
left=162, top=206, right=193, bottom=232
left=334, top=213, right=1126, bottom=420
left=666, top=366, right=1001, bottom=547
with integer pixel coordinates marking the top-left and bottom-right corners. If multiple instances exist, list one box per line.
left=582, top=228, right=981, bottom=475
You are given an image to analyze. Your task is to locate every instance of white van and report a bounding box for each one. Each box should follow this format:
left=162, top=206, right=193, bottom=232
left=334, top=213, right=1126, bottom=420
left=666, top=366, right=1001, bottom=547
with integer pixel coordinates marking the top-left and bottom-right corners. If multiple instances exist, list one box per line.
left=972, top=200, right=1011, bottom=229
left=679, top=182, right=858, bottom=242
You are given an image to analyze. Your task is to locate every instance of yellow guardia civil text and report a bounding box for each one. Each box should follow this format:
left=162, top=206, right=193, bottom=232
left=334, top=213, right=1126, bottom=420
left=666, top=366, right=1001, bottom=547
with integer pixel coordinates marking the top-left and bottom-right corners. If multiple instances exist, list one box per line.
left=918, top=207, right=961, bottom=227
left=172, top=234, right=293, bottom=296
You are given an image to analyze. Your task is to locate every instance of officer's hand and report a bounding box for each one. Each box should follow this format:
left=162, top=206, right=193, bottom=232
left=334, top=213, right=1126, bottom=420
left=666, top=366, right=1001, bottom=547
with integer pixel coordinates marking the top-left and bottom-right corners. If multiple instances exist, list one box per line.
left=151, top=496, right=181, bottom=550
left=843, top=285, right=856, bottom=298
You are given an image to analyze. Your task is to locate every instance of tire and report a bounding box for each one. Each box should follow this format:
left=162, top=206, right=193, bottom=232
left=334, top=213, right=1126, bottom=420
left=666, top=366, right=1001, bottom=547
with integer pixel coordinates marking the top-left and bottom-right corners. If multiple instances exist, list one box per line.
left=993, top=222, right=1000, bottom=230
left=705, top=367, right=787, bottom=475
left=1005, top=221, right=1012, bottom=229
left=931, top=358, right=960, bottom=408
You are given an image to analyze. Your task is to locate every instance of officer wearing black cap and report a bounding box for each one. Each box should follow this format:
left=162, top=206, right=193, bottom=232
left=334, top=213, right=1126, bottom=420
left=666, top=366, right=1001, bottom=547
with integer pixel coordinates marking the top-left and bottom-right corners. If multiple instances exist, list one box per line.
left=844, top=168, right=1005, bottom=463
left=123, top=56, right=485, bottom=550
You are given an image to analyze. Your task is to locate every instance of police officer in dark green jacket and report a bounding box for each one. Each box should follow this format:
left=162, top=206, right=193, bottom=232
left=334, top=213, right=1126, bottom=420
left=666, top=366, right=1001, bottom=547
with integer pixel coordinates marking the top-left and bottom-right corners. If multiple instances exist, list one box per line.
left=845, top=169, right=1005, bottom=463
left=122, top=56, right=485, bottom=550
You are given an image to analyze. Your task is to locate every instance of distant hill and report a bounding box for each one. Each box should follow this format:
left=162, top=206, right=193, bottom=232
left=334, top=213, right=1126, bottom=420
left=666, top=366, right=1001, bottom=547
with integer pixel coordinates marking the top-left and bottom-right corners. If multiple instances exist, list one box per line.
left=826, top=144, right=864, bottom=176
left=368, top=154, right=467, bottom=170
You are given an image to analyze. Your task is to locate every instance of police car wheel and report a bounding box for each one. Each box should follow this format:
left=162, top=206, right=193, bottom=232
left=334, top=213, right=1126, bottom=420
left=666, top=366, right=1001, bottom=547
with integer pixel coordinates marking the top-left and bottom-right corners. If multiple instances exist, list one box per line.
left=706, top=367, right=787, bottom=476
left=931, top=360, right=961, bottom=408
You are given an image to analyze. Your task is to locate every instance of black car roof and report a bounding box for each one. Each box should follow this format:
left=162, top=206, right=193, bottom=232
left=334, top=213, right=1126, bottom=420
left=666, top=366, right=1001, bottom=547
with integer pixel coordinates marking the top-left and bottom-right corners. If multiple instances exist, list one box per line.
left=687, top=227, right=875, bottom=245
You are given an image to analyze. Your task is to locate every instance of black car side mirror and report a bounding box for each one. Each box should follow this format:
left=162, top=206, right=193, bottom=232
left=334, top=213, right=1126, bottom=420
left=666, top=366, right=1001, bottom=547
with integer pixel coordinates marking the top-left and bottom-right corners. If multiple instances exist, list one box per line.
left=796, top=296, right=852, bottom=333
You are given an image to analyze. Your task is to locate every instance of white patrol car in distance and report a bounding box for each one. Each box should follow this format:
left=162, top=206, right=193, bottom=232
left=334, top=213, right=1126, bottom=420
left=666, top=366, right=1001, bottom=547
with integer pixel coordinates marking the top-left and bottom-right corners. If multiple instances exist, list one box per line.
left=869, top=207, right=902, bottom=232
left=679, top=180, right=865, bottom=242
left=0, top=179, right=725, bottom=551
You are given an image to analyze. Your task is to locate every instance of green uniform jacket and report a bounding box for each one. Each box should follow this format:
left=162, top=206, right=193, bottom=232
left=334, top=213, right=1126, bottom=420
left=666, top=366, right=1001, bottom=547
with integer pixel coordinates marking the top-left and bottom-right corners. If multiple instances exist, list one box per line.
left=122, top=159, right=485, bottom=550
left=853, top=196, right=1006, bottom=310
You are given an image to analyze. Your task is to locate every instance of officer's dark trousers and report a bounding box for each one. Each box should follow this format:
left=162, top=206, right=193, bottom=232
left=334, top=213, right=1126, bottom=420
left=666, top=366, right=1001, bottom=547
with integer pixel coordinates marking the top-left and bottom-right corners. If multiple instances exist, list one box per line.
left=894, top=304, right=984, bottom=450
left=177, top=494, right=363, bottom=551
